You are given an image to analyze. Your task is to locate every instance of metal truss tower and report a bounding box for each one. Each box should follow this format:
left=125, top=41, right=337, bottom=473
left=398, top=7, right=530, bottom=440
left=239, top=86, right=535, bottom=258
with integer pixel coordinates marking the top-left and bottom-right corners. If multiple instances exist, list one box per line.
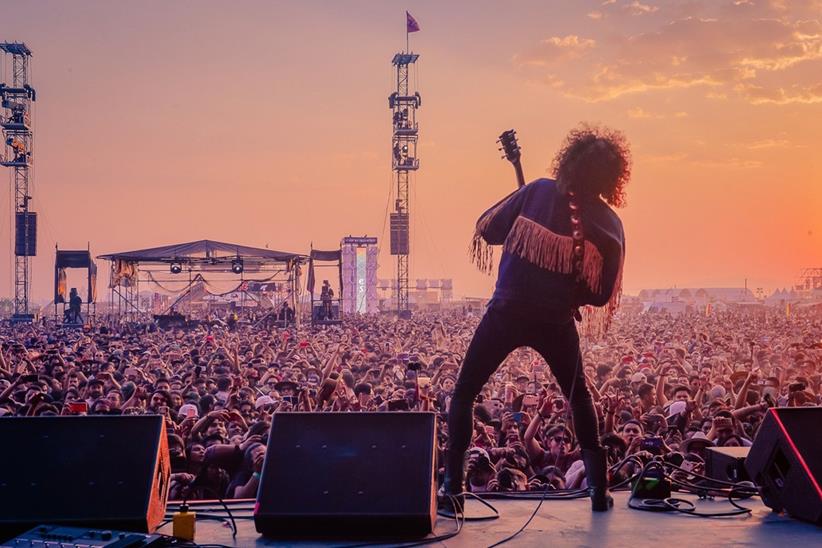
left=388, top=52, right=420, bottom=318
left=795, top=268, right=822, bottom=294
left=0, top=42, right=37, bottom=321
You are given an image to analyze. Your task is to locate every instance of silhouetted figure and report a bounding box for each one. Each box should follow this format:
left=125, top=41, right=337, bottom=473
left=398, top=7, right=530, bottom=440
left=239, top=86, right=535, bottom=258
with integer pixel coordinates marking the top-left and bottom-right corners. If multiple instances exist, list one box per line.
left=320, top=280, right=334, bottom=320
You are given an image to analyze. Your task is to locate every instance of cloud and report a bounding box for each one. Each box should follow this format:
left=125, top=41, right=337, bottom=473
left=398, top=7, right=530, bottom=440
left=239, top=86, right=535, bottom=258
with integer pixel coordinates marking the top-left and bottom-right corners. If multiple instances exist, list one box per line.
left=514, top=35, right=596, bottom=67
left=737, top=82, right=822, bottom=104
left=627, top=107, right=665, bottom=118
left=515, top=2, right=822, bottom=104
left=690, top=157, right=765, bottom=169
left=624, top=1, right=659, bottom=15
left=588, top=11, right=604, bottom=20
left=744, top=138, right=794, bottom=149
left=626, top=107, right=688, bottom=119
left=637, top=152, right=688, bottom=163
left=627, top=107, right=654, bottom=118
left=634, top=148, right=765, bottom=170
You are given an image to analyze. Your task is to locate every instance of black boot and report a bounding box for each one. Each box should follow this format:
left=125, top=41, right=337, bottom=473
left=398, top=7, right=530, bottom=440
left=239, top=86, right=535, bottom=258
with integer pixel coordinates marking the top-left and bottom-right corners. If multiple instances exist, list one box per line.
left=438, top=454, right=465, bottom=515
left=583, top=448, right=614, bottom=512
left=437, top=482, right=464, bottom=516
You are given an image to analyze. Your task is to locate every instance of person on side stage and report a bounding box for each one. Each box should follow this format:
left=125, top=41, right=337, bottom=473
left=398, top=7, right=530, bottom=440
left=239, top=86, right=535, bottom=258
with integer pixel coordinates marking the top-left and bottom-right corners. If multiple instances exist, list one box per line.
left=320, top=280, right=334, bottom=320
left=441, top=125, right=630, bottom=512
left=69, top=287, right=83, bottom=324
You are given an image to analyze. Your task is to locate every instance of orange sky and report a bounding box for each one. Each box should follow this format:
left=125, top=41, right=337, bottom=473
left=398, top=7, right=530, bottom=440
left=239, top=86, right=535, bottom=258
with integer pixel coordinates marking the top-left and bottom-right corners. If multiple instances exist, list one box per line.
left=1, top=0, right=820, bottom=302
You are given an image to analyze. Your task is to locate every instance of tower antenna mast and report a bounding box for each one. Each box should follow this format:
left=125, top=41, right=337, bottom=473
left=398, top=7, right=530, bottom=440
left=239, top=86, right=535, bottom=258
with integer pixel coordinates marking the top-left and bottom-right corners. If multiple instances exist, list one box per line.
left=388, top=20, right=420, bottom=318
left=1, top=42, right=37, bottom=322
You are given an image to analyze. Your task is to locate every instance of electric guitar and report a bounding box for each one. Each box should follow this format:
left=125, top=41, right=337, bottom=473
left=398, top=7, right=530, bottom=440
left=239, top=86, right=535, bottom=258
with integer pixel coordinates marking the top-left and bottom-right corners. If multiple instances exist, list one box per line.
left=498, top=129, right=525, bottom=188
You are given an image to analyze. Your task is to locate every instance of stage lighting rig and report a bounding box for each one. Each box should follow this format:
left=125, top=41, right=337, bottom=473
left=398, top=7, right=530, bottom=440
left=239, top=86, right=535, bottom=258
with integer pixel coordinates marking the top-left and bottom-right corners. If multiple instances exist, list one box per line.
left=231, top=258, right=244, bottom=274
left=170, top=262, right=182, bottom=274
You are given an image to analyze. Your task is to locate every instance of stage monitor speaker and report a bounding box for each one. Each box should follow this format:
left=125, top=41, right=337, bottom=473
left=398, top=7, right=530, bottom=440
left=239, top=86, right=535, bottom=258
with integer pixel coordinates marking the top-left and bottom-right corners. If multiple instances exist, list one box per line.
left=0, top=416, right=170, bottom=540
left=706, top=446, right=749, bottom=483
left=255, top=412, right=437, bottom=539
left=745, top=407, right=822, bottom=524
left=312, top=302, right=340, bottom=321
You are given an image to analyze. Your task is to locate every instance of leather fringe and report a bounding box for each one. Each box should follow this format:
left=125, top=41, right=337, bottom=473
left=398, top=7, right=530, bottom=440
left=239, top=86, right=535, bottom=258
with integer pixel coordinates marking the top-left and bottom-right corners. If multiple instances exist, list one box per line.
left=503, top=216, right=604, bottom=294
left=469, top=232, right=495, bottom=275
left=580, top=260, right=623, bottom=339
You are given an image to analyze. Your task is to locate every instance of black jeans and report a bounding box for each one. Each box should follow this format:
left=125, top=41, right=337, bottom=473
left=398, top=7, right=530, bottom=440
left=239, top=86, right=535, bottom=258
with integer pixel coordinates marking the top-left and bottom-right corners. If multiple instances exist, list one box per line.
left=445, top=300, right=601, bottom=488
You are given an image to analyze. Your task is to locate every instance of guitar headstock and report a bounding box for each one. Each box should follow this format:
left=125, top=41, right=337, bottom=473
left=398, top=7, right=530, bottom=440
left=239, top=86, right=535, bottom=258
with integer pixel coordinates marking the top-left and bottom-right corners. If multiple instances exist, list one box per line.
left=498, top=129, right=521, bottom=164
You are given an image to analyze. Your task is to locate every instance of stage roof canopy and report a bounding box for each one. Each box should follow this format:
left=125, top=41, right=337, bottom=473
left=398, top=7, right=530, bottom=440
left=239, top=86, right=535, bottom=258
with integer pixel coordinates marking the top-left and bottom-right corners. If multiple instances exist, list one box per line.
left=98, top=239, right=306, bottom=264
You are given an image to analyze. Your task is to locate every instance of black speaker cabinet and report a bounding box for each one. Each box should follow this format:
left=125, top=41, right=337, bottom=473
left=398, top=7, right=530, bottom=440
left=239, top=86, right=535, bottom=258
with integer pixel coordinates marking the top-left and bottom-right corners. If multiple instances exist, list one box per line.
left=0, top=416, right=170, bottom=540
left=706, top=446, right=749, bottom=483
left=745, top=407, right=822, bottom=524
left=14, top=211, right=36, bottom=257
left=254, top=412, right=437, bottom=539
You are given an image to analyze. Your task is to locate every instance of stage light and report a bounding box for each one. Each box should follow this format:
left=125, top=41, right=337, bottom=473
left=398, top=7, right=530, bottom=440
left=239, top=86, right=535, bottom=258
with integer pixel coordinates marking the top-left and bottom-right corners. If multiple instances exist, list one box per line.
left=231, top=258, right=244, bottom=274
left=170, top=262, right=182, bottom=274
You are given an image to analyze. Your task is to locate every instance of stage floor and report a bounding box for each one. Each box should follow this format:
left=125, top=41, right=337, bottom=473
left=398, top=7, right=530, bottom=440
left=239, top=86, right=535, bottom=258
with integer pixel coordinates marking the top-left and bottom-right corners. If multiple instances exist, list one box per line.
left=161, top=491, right=819, bottom=547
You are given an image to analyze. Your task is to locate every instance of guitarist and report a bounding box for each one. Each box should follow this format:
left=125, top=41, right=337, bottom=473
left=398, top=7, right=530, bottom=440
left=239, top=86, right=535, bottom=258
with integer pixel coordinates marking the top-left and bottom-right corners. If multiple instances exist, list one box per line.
left=441, top=125, right=630, bottom=512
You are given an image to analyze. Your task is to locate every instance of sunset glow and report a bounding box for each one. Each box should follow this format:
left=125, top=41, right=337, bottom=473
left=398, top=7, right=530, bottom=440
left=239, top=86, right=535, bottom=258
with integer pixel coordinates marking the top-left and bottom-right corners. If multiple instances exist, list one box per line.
left=2, top=0, right=819, bottom=301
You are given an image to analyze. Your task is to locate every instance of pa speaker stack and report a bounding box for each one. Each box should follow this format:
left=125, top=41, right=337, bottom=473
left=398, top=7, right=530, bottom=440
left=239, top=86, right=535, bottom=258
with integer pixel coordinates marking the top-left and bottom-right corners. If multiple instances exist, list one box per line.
left=0, top=416, right=170, bottom=539
left=254, top=412, right=437, bottom=539
left=745, top=407, right=822, bottom=525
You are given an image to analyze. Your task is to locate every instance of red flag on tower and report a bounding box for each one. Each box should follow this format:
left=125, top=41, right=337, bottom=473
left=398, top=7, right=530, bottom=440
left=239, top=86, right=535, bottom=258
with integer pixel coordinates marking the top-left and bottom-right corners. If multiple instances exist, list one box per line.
left=406, top=11, right=420, bottom=33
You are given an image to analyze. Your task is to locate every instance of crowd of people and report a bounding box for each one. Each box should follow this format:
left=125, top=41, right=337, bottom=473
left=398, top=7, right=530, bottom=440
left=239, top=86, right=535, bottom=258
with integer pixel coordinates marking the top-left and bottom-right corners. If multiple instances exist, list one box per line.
left=0, top=307, right=819, bottom=499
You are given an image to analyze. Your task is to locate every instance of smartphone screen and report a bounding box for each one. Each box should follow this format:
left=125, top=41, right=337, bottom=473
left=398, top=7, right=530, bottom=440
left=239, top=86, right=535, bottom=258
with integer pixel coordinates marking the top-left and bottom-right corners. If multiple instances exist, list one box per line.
left=68, top=402, right=88, bottom=413
left=522, top=394, right=538, bottom=407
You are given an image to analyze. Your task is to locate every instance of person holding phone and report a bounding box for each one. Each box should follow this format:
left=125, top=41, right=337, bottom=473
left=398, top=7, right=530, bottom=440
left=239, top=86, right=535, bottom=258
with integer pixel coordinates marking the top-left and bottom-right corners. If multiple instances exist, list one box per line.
left=443, top=126, right=630, bottom=513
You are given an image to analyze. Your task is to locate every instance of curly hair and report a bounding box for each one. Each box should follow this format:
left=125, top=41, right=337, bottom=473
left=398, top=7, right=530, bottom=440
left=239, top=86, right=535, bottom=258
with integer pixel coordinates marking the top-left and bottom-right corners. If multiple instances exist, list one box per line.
left=552, top=124, right=631, bottom=208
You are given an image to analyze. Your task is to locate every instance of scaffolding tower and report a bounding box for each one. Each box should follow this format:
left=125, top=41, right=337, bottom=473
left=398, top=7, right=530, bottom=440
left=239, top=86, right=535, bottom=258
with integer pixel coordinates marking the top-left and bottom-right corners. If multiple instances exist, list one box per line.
left=795, top=268, right=822, bottom=294
left=0, top=42, right=37, bottom=322
left=389, top=52, right=420, bottom=318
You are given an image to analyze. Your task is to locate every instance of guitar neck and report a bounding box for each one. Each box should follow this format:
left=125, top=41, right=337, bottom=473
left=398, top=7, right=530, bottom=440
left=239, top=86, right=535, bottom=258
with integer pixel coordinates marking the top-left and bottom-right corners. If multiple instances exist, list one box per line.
left=512, top=160, right=526, bottom=188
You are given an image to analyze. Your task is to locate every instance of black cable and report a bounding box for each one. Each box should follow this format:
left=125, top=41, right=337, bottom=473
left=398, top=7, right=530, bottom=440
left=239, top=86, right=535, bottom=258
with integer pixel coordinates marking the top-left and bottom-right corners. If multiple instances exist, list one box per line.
left=627, top=459, right=754, bottom=518
left=726, top=485, right=757, bottom=513
left=459, top=491, right=501, bottom=520
left=169, top=543, right=234, bottom=548
left=663, top=461, right=759, bottom=492
left=483, top=454, right=644, bottom=546
left=193, top=488, right=238, bottom=539
left=437, top=491, right=499, bottom=522
left=164, top=512, right=254, bottom=520
left=664, top=477, right=754, bottom=517
left=167, top=498, right=256, bottom=507
left=339, top=493, right=462, bottom=548
left=137, top=531, right=234, bottom=548
left=474, top=454, right=643, bottom=502
left=339, top=491, right=499, bottom=548
left=663, top=494, right=750, bottom=518
left=486, top=486, right=548, bottom=548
